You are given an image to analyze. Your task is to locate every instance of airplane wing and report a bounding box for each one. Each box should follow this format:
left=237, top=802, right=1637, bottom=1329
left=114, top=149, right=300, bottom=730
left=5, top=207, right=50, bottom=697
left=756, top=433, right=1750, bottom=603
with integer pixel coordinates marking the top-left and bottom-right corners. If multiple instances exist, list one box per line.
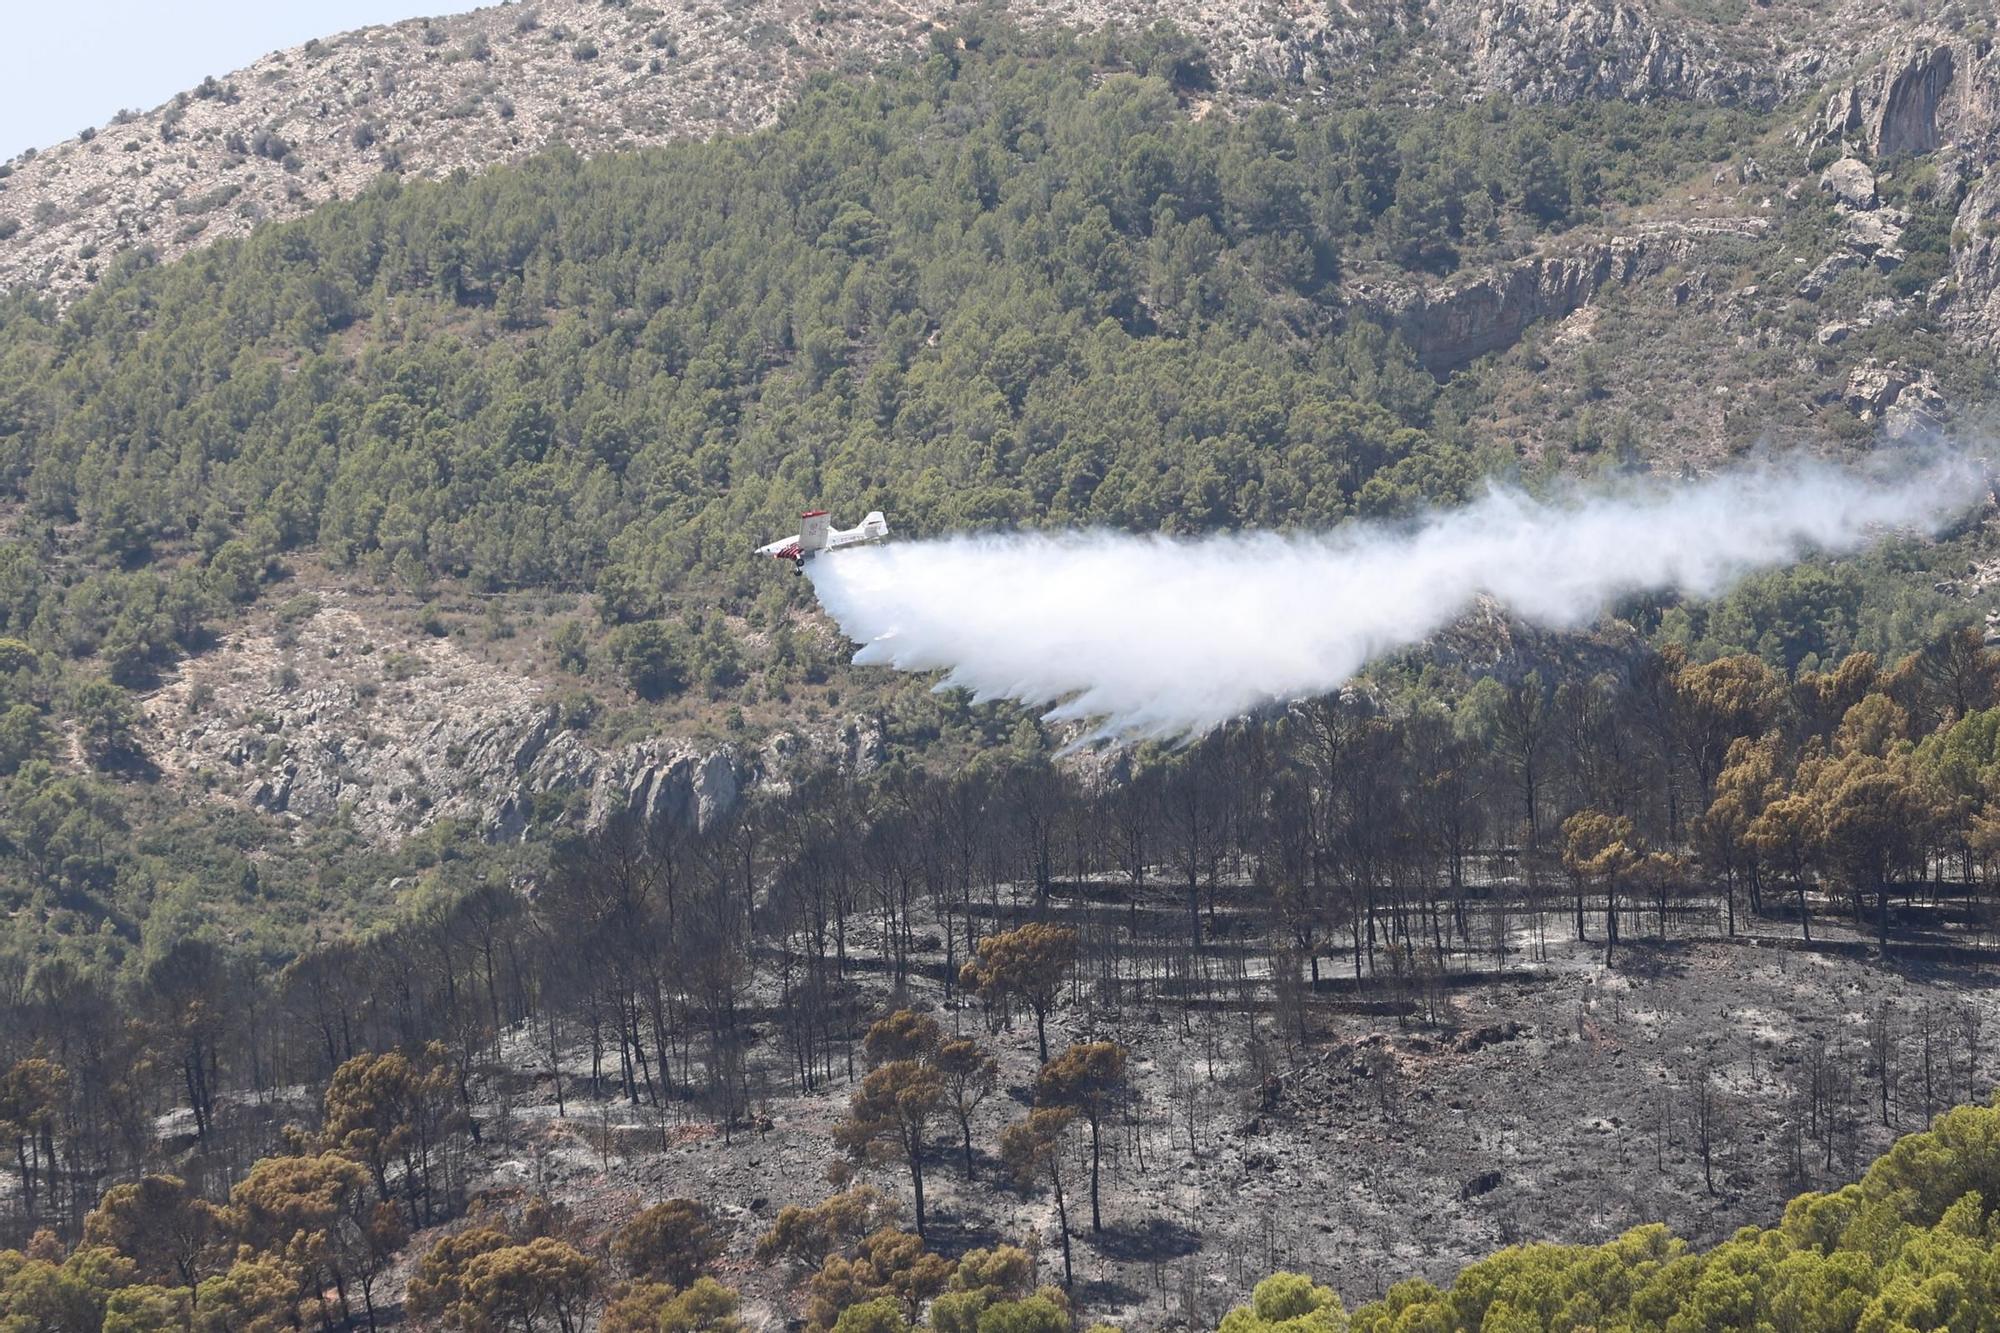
left=759, top=511, right=886, bottom=563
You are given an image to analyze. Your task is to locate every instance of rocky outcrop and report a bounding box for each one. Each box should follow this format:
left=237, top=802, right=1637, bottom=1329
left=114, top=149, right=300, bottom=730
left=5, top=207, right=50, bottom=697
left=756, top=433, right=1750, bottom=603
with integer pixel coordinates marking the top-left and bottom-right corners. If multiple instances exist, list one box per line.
left=1945, top=42, right=2000, bottom=344
left=1884, top=369, right=1947, bottom=440
left=1800, top=37, right=2000, bottom=348
left=1949, top=168, right=2000, bottom=345
left=0, top=0, right=940, bottom=302
left=485, top=731, right=744, bottom=842
left=1833, top=357, right=1943, bottom=437
left=139, top=594, right=856, bottom=845
left=1796, top=152, right=1911, bottom=288
left=1448, top=0, right=1787, bottom=106
left=1842, top=358, right=1906, bottom=415
left=1797, top=251, right=1862, bottom=301
left=1820, top=157, right=1877, bottom=210
left=1353, top=238, right=1653, bottom=373
left=1874, top=44, right=1957, bottom=156
left=1808, top=40, right=1957, bottom=157
left=1798, top=18, right=2000, bottom=336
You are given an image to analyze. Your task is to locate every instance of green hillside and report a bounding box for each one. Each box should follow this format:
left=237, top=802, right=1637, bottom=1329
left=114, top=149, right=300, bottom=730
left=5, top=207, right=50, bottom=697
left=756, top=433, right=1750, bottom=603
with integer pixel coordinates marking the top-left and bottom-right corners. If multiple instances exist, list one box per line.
left=0, top=23, right=1766, bottom=603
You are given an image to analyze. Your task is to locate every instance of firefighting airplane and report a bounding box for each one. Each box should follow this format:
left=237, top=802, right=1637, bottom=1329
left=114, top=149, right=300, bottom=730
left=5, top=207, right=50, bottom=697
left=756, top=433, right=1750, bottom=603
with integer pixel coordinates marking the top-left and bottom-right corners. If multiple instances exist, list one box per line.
left=756, top=510, right=890, bottom=570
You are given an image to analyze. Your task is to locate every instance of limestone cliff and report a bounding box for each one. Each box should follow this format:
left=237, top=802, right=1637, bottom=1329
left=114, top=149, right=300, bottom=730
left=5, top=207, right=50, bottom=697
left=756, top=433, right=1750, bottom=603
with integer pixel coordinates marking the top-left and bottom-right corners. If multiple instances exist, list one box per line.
left=1797, top=31, right=2000, bottom=351
left=1352, top=238, right=1658, bottom=373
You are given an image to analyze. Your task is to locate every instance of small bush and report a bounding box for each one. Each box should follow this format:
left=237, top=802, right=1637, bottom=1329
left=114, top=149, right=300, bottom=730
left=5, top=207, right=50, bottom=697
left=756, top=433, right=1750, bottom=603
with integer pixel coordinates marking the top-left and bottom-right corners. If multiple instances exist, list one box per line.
left=556, top=689, right=598, bottom=731
left=275, top=593, right=321, bottom=626
left=607, top=621, right=688, bottom=700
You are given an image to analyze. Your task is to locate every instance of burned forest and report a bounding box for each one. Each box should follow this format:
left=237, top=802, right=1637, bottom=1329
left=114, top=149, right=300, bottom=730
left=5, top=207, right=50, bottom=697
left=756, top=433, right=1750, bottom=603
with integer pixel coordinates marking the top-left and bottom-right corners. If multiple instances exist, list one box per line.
left=9, top=630, right=2000, bottom=1326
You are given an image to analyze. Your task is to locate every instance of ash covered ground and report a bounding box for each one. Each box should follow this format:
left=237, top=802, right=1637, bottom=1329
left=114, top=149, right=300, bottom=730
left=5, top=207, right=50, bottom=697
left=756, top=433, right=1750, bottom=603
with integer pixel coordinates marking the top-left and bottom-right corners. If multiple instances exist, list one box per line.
left=444, top=883, right=2000, bottom=1329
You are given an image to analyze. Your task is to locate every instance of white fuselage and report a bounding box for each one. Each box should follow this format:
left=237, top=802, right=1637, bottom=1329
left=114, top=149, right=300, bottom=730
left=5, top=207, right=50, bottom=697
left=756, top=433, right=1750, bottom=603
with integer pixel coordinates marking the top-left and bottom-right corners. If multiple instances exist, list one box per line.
left=757, top=511, right=889, bottom=565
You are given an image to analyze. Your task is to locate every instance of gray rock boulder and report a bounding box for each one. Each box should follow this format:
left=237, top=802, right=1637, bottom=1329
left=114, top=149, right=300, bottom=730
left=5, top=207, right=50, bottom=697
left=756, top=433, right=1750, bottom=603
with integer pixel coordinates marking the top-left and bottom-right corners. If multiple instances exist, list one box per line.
left=1840, top=206, right=1906, bottom=258
left=1842, top=359, right=1907, bottom=417
left=1819, top=157, right=1877, bottom=210
left=1796, top=251, right=1862, bottom=300
left=1884, top=370, right=1947, bottom=440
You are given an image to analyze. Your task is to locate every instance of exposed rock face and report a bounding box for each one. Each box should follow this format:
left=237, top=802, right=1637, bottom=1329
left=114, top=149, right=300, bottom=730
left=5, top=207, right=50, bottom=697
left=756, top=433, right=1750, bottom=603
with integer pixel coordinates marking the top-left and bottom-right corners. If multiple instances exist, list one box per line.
left=140, top=595, right=778, bottom=844
left=1809, top=41, right=1957, bottom=156
left=1451, top=0, right=1776, bottom=106
left=1790, top=31, right=2000, bottom=350
left=1835, top=37, right=2000, bottom=348
left=1875, top=44, right=1957, bottom=156
left=0, top=0, right=937, bottom=302
left=1840, top=206, right=1906, bottom=260
left=1884, top=369, right=1946, bottom=440
left=1354, top=238, right=1654, bottom=372
left=488, top=732, right=744, bottom=842
left=1950, top=169, right=2000, bottom=344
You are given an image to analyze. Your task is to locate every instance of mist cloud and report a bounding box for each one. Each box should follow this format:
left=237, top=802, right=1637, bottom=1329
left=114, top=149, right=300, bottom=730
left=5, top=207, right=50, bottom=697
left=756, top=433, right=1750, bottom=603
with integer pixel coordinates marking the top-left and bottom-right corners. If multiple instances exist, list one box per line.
left=805, top=451, right=1991, bottom=741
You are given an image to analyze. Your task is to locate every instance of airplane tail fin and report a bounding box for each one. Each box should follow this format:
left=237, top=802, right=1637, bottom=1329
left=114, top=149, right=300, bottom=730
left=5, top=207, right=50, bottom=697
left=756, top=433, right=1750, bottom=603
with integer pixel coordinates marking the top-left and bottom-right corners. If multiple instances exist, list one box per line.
left=799, top=511, right=831, bottom=553
left=862, top=511, right=887, bottom=538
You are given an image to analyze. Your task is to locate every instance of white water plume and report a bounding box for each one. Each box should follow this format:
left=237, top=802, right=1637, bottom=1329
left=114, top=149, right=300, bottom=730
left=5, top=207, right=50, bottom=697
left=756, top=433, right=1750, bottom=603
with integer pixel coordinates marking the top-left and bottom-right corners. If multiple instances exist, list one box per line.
left=806, top=451, right=1992, bottom=741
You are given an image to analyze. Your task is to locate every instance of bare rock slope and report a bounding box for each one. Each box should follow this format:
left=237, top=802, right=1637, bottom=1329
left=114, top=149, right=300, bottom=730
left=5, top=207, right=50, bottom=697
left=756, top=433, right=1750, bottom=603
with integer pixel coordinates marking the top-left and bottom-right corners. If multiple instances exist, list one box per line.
left=140, top=592, right=752, bottom=843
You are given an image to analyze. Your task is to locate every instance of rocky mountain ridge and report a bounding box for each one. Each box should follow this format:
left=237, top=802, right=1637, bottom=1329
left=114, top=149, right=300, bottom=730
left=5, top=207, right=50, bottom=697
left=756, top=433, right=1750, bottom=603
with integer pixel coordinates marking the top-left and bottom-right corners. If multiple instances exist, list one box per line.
left=0, top=0, right=1965, bottom=304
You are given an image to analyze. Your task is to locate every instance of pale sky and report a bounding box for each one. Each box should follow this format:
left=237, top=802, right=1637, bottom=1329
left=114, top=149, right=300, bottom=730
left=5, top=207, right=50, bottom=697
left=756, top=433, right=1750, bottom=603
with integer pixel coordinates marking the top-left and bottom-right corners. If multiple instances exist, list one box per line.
left=2, top=0, right=483, bottom=160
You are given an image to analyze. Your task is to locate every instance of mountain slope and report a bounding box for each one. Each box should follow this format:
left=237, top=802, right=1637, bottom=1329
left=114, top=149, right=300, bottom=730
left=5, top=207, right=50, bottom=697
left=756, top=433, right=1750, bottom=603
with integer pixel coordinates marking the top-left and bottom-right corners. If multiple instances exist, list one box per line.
left=0, top=5, right=1997, bottom=966
left=0, top=0, right=1973, bottom=304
